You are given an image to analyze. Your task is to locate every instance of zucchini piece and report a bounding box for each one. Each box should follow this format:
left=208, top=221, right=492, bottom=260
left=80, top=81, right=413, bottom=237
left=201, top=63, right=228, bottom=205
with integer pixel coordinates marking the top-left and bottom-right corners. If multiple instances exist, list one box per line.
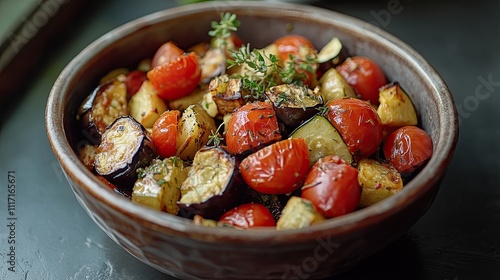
left=289, top=115, right=353, bottom=164
left=132, top=157, right=189, bottom=214
left=178, top=146, right=242, bottom=219
left=266, top=84, right=323, bottom=128
left=128, top=80, right=167, bottom=129
left=276, top=196, right=325, bottom=230
left=357, top=158, right=403, bottom=208
left=77, top=76, right=129, bottom=144
left=94, top=116, right=156, bottom=189
left=377, top=83, right=418, bottom=127
left=176, top=103, right=217, bottom=161
left=318, top=68, right=356, bottom=102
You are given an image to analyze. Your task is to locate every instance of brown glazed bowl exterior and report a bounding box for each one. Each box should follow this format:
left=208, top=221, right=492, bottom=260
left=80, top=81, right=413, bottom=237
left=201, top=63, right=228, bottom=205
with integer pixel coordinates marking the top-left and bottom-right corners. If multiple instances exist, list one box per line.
left=45, top=2, right=458, bottom=279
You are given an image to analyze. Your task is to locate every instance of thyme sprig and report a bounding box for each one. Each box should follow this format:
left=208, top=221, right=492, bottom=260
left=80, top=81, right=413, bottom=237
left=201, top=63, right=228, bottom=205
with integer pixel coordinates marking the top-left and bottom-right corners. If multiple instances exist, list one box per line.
left=207, top=122, right=225, bottom=146
left=208, top=12, right=240, bottom=48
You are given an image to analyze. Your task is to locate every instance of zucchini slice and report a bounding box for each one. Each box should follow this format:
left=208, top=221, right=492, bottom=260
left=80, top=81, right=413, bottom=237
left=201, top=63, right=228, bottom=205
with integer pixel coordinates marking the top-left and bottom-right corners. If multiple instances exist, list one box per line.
left=289, top=115, right=353, bottom=164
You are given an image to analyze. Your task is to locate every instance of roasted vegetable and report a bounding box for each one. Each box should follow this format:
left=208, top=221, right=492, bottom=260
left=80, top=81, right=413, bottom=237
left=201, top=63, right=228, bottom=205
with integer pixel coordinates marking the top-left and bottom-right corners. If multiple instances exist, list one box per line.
left=318, top=68, right=356, bottom=102
left=357, top=158, right=403, bottom=208
left=78, top=144, right=97, bottom=171
left=276, top=196, right=324, bottom=230
left=132, top=157, right=189, bottom=214
left=77, top=77, right=129, bottom=144
left=128, top=80, right=167, bottom=128
left=209, top=75, right=246, bottom=116
left=94, top=116, right=156, bottom=189
left=266, top=84, right=323, bottom=128
left=200, top=48, right=227, bottom=83
left=241, top=187, right=288, bottom=221
left=289, top=115, right=352, bottom=165
left=377, top=83, right=418, bottom=128
left=176, top=103, right=217, bottom=161
left=178, top=146, right=242, bottom=219
left=168, top=84, right=208, bottom=112
left=219, top=203, right=276, bottom=228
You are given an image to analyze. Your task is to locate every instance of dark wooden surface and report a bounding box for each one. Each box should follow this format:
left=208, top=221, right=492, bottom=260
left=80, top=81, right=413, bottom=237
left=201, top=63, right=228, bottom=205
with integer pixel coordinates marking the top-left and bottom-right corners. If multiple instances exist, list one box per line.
left=0, top=0, right=498, bottom=279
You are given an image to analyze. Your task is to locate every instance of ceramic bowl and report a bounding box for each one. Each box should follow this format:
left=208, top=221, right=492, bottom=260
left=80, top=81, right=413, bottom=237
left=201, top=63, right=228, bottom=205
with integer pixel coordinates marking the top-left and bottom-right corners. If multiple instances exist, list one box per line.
left=46, top=2, right=458, bottom=279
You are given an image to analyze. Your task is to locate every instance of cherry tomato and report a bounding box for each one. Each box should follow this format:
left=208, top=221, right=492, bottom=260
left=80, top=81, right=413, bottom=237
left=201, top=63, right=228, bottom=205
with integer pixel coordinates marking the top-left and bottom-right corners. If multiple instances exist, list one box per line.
left=325, top=98, right=383, bottom=159
left=151, top=41, right=185, bottom=68
left=151, top=110, right=180, bottom=158
left=301, top=155, right=360, bottom=218
left=274, top=34, right=317, bottom=86
left=274, top=34, right=315, bottom=62
left=383, top=126, right=433, bottom=174
left=336, top=56, right=387, bottom=105
left=147, top=52, right=202, bottom=100
left=125, top=70, right=147, bottom=96
left=225, top=101, right=282, bottom=155
left=240, top=138, right=310, bottom=195
left=219, top=203, right=276, bottom=228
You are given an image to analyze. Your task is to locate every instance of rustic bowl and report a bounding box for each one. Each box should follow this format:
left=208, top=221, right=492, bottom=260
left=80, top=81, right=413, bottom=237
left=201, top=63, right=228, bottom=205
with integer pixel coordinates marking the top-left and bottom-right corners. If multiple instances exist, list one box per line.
left=45, top=1, right=458, bottom=279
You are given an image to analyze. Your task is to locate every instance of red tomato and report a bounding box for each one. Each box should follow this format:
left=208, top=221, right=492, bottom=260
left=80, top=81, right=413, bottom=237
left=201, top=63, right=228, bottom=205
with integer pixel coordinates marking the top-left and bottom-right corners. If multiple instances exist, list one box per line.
left=151, top=41, right=185, bottom=68
left=125, top=70, right=147, bottom=96
left=325, top=98, right=383, bottom=160
left=151, top=110, right=180, bottom=158
left=274, top=34, right=315, bottom=62
left=240, top=138, right=310, bottom=195
left=301, top=155, right=360, bottom=218
left=219, top=203, right=276, bottom=228
left=336, top=56, right=387, bottom=105
left=274, top=34, right=317, bottom=86
left=147, top=52, right=201, bottom=100
left=225, top=101, right=281, bottom=155
left=383, top=126, right=433, bottom=174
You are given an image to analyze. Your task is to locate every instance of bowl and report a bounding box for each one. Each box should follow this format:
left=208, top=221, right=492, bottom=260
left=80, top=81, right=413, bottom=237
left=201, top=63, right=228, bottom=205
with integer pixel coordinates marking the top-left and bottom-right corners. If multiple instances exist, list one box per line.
left=45, top=1, right=458, bottom=279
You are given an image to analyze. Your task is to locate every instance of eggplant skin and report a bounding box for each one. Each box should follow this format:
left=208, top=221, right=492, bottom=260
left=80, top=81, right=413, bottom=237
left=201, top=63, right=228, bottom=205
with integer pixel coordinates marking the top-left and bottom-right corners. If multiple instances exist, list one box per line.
left=178, top=146, right=242, bottom=219
left=94, top=116, right=156, bottom=189
left=77, top=77, right=129, bottom=145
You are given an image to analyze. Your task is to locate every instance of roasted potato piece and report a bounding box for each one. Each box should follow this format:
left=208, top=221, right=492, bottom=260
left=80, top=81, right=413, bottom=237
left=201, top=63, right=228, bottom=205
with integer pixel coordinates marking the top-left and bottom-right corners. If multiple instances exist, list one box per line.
left=178, top=146, right=241, bottom=219
left=277, top=196, right=325, bottom=230
left=78, top=144, right=97, bottom=171
left=266, top=84, right=323, bottom=128
left=377, top=83, right=418, bottom=127
left=132, top=157, right=189, bottom=214
left=77, top=76, right=129, bottom=144
left=318, top=68, right=356, bottom=102
left=176, top=103, right=217, bottom=161
left=289, top=115, right=353, bottom=165
left=168, top=84, right=208, bottom=112
left=357, top=158, right=403, bottom=207
left=128, top=80, right=167, bottom=128
left=94, top=116, right=156, bottom=189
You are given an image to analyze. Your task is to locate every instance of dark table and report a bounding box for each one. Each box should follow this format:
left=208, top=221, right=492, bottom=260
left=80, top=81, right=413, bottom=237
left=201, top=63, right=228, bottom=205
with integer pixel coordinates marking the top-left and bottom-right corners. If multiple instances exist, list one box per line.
left=1, top=0, right=499, bottom=279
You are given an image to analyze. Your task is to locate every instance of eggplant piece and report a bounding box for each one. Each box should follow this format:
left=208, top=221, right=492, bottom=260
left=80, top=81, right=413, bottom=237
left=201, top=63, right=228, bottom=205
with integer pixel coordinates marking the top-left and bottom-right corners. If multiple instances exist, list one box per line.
left=276, top=196, right=325, bottom=230
left=178, top=146, right=242, bottom=219
left=289, top=115, right=353, bottom=165
left=77, top=77, right=129, bottom=144
left=209, top=74, right=247, bottom=116
left=200, top=48, right=227, bottom=84
left=78, top=144, right=97, bottom=172
left=266, top=84, right=323, bottom=128
left=132, top=157, right=189, bottom=214
left=94, top=116, right=156, bottom=189
left=317, top=37, right=349, bottom=75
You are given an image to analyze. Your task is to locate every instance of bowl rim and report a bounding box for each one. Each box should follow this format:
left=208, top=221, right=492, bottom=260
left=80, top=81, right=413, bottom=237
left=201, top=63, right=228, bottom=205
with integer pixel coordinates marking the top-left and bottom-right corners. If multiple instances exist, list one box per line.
left=45, top=1, right=458, bottom=244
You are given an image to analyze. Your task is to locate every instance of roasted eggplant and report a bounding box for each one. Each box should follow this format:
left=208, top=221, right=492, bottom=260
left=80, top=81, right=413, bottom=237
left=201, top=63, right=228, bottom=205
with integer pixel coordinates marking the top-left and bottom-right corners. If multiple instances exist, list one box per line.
left=132, top=157, right=189, bottom=214
left=266, top=84, right=323, bottom=128
left=94, top=116, right=156, bottom=189
left=200, top=48, right=227, bottom=83
left=77, top=76, right=129, bottom=144
left=178, top=146, right=241, bottom=219
left=289, top=115, right=353, bottom=165
left=209, top=74, right=247, bottom=116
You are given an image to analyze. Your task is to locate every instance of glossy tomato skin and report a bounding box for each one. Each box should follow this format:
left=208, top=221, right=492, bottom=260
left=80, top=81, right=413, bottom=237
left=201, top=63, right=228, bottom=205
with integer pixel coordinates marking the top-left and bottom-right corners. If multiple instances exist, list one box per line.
left=301, top=155, right=360, bottom=218
left=151, top=41, right=185, bottom=68
left=125, top=70, right=147, bottom=96
left=383, top=126, right=433, bottom=174
left=240, top=138, right=310, bottom=195
left=147, top=52, right=201, bottom=100
left=336, top=56, right=387, bottom=105
left=325, top=98, right=383, bottom=160
left=225, top=101, right=282, bottom=155
left=219, top=203, right=276, bottom=228
left=274, top=34, right=315, bottom=62
left=151, top=110, right=180, bottom=158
